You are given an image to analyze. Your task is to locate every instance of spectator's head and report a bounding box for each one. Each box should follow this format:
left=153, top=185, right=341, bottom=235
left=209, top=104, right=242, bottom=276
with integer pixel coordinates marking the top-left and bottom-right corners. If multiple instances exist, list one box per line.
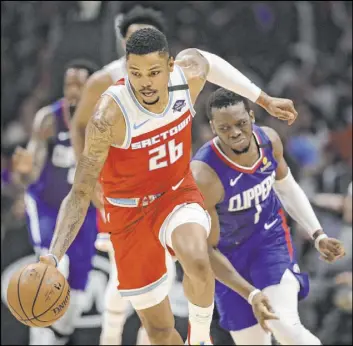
left=63, top=59, right=99, bottom=116
left=207, top=88, right=254, bottom=154
left=118, top=5, right=166, bottom=50
left=126, top=28, right=172, bottom=108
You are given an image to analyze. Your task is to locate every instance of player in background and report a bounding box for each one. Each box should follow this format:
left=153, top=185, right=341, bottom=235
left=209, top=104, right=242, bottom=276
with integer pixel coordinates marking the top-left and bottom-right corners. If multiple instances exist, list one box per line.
left=40, top=28, right=298, bottom=345
left=71, top=6, right=172, bottom=345
left=191, top=88, right=346, bottom=345
left=11, top=60, right=99, bottom=345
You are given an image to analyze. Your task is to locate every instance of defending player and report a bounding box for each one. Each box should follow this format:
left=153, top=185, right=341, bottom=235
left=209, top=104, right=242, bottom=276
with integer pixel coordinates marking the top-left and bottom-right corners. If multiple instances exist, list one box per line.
left=11, top=60, right=99, bottom=345
left=191, top=88, right=346, bottom=345
left=40, top=28, right=298, bottom=345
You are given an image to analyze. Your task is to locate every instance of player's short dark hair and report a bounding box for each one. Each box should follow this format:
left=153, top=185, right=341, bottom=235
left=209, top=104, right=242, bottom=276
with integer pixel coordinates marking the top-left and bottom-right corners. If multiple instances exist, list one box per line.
left=207, top=88, right=251, bottom=120
left=64, top=59, right=99, bottom=77
left=118, top=5, right=166, bottom=38
left=126, top=28, right=169, bottom=58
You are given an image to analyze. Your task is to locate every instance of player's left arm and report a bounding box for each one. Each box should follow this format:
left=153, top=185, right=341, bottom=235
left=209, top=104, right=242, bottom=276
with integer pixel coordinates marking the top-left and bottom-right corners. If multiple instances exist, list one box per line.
left=263, top=126, right=346, bottom=263
left=175, top=48, right=298, bottom=124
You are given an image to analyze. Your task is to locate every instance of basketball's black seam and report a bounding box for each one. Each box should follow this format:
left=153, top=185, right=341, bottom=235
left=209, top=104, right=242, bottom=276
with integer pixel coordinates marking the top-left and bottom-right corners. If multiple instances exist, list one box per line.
left=31, top=264, right=49, bottom=320
left=17, top=265, right=39, bottom=327
left=31, top=279, right=68, bottom=321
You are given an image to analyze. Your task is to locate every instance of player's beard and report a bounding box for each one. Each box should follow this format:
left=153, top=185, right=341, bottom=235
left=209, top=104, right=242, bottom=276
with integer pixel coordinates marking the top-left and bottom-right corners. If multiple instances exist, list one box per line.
left=231, top=143, right=251, bottom=155
left=142, top=96, right=160, bottom=105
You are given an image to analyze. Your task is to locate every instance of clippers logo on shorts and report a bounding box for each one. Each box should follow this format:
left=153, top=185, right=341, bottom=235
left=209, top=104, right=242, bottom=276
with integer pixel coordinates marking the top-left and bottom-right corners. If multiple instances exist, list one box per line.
left=172, top=99, right=186, bottom=113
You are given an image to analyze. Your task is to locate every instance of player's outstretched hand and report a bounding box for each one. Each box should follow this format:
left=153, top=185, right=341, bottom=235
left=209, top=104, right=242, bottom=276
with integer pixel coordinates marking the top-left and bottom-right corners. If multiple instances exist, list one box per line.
left=12, top=147, right=34, bottom=174
left=251, top=292, right=279, bottom=333
left=258, top=94, right=298, bottom=125
left=318, top=237, right=346, bottom=263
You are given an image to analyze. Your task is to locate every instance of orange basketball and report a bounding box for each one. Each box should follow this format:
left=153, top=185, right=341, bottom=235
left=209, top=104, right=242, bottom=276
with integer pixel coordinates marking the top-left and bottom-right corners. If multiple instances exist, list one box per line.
left=6, top=262, right=70, bottom=327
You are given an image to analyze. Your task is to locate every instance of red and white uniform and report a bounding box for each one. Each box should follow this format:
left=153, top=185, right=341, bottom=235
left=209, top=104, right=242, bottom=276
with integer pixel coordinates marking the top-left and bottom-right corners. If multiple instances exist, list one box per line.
left=100, top=65, right=210, bottom=310
left=96, top=57, right=127, bottom=234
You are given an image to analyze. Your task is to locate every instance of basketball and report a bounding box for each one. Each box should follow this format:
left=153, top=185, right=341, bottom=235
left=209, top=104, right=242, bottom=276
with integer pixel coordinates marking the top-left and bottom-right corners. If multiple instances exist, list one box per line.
left=6, top=262, right=70, bottom=327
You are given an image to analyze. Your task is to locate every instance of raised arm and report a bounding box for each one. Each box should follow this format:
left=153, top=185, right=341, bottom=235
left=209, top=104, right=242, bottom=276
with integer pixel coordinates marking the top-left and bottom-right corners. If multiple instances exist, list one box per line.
left=71, top=71, right=114, bottom=159
left=12, top=106, right=54, bottom=188
left=263, top=126, right=346, bottom=263
left=191, top=160, right=278, bottom=331
left=175, top=48, right=298, bottom=124
left=42, top=95, right=126, bottom=264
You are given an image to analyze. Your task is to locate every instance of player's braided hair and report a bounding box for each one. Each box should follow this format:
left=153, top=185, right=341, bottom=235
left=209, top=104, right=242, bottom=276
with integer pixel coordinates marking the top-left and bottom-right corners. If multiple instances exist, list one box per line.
left=118, top=5, right=167, bottom=38
left=126, top=28, right=169, bottom=58
left=206, top=88, right=251, bottom=120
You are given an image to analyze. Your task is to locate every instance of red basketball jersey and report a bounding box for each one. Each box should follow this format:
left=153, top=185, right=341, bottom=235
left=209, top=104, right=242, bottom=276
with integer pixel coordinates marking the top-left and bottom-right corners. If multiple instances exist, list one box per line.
left=100, top=65, right=196, bottom=199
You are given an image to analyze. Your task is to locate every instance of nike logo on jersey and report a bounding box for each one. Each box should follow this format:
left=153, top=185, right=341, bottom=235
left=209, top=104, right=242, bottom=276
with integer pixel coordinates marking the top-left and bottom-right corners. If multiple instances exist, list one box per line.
left=230, top=173, right=243, bottom=187
left=58, top=131, right=70, bottom=141
left=133, top=119, right=150, bottom=130
left=172, top=178, right=185, bottom=191
left=264, top=219, right=277, bottom=230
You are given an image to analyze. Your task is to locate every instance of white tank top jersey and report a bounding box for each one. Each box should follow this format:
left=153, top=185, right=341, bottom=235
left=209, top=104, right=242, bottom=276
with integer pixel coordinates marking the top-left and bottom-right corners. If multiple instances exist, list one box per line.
left=102, top=56, right=127, bottom=84
left=102, top=64, right=196, bottom=150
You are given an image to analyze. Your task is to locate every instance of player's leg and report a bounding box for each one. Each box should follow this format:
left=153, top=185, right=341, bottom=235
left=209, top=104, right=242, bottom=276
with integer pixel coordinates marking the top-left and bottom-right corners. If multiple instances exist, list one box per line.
left=160, top=203, right=214, bottom=345
left=99, top=242, right=130, bottom=345
left=230, top=324, right=272, bottom=345
left=263, top=269, right=321, bottom=345
left=108, top=210, right=184, bottom=345
left=250, top=220, right=321, bottom=345
left=135, top=297, right=184, bottom=345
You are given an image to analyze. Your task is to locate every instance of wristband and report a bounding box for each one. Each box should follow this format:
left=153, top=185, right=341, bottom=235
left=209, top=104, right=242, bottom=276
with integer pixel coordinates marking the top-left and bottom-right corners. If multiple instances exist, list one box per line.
left=46, top=254, right=59, bottom=268
left=314, top=234, right=328, bottom=252
left=248, top=289, right=261, bottom=305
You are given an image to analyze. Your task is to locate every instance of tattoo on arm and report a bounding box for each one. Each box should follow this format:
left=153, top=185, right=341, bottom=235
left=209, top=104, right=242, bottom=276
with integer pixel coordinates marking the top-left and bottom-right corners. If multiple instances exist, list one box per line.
left=50, top=96, right=118, bottom=260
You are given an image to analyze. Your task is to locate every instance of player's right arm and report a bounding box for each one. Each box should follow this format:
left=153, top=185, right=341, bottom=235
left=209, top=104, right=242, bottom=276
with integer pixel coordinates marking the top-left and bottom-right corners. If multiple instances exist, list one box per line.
left=41, top=95, right=126, bottom=265
left=70, top=71, right=113, bottom=159
left=11, top=106, right=55, bottom=188
left=191, top=160, right=278, bottom=332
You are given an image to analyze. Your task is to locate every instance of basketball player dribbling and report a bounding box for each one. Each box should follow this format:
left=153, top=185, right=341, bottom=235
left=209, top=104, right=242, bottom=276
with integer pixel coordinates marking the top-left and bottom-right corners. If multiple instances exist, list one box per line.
left=191, top=88, right=346, bottom=345
left=11, top=60, right=99, bottom=345
left=40, top=28, right=298, bottom=345
left=70, top=6, right=172, bottom=344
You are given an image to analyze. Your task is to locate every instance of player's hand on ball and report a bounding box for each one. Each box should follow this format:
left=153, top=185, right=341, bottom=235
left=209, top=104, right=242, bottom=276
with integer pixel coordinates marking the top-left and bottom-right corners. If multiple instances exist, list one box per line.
left=318, top=237, right=346, bottom=263
left=257, top=94, right=298, bottom=125
left=251, top=292, right=279, bottom=333
left=12, top=147, right=34, bottom=174
left=39, top=254, right=57, bottom=267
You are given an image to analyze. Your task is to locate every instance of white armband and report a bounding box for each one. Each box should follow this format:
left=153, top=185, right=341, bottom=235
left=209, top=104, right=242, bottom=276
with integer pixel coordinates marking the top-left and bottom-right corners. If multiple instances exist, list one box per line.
left=197, top=49, right=262, bottom=103
left=273, top=169, right=322, bottom=238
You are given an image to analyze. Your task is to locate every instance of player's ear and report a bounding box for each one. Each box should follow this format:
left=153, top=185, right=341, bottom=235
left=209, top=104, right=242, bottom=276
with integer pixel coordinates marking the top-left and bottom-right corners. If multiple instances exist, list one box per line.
left=249, top=110, right=255, bottom=123
left=209, top=120, right=216, bottom=135
left=168, top=55, right=174, bottom=72
left=121, top=39, right=126, bottom=51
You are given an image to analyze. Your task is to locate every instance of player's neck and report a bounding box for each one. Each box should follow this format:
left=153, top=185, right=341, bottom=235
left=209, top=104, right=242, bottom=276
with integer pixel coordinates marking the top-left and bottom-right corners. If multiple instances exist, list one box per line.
left=217, top=135, right=260, bottom=167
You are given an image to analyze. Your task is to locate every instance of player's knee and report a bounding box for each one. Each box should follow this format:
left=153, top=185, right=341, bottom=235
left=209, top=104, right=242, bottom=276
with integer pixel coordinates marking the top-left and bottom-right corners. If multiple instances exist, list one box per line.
left=144, top=325, right=175, bottom=344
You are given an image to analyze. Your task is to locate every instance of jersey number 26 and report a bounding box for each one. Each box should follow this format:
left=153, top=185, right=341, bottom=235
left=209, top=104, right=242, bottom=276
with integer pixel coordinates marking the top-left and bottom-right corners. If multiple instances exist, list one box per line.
left=148, top=139, right=183, bottom=171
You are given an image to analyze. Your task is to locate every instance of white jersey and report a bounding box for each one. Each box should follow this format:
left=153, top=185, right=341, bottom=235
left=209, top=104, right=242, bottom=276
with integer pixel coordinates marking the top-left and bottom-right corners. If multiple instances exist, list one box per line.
left=102, top=64, right=195, bottom=150
left=102, top=56, right=127, bottom=84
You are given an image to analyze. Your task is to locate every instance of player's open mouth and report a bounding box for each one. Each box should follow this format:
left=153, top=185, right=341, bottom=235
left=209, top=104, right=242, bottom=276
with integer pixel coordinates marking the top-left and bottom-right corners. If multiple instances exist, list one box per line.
left=141, top=91, right=156, bottom=97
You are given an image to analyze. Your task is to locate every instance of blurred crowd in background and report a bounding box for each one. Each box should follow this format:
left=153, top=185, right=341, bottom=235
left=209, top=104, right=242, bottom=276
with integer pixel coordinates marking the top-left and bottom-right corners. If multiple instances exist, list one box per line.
left=1, top=1, right=352, bottom=345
